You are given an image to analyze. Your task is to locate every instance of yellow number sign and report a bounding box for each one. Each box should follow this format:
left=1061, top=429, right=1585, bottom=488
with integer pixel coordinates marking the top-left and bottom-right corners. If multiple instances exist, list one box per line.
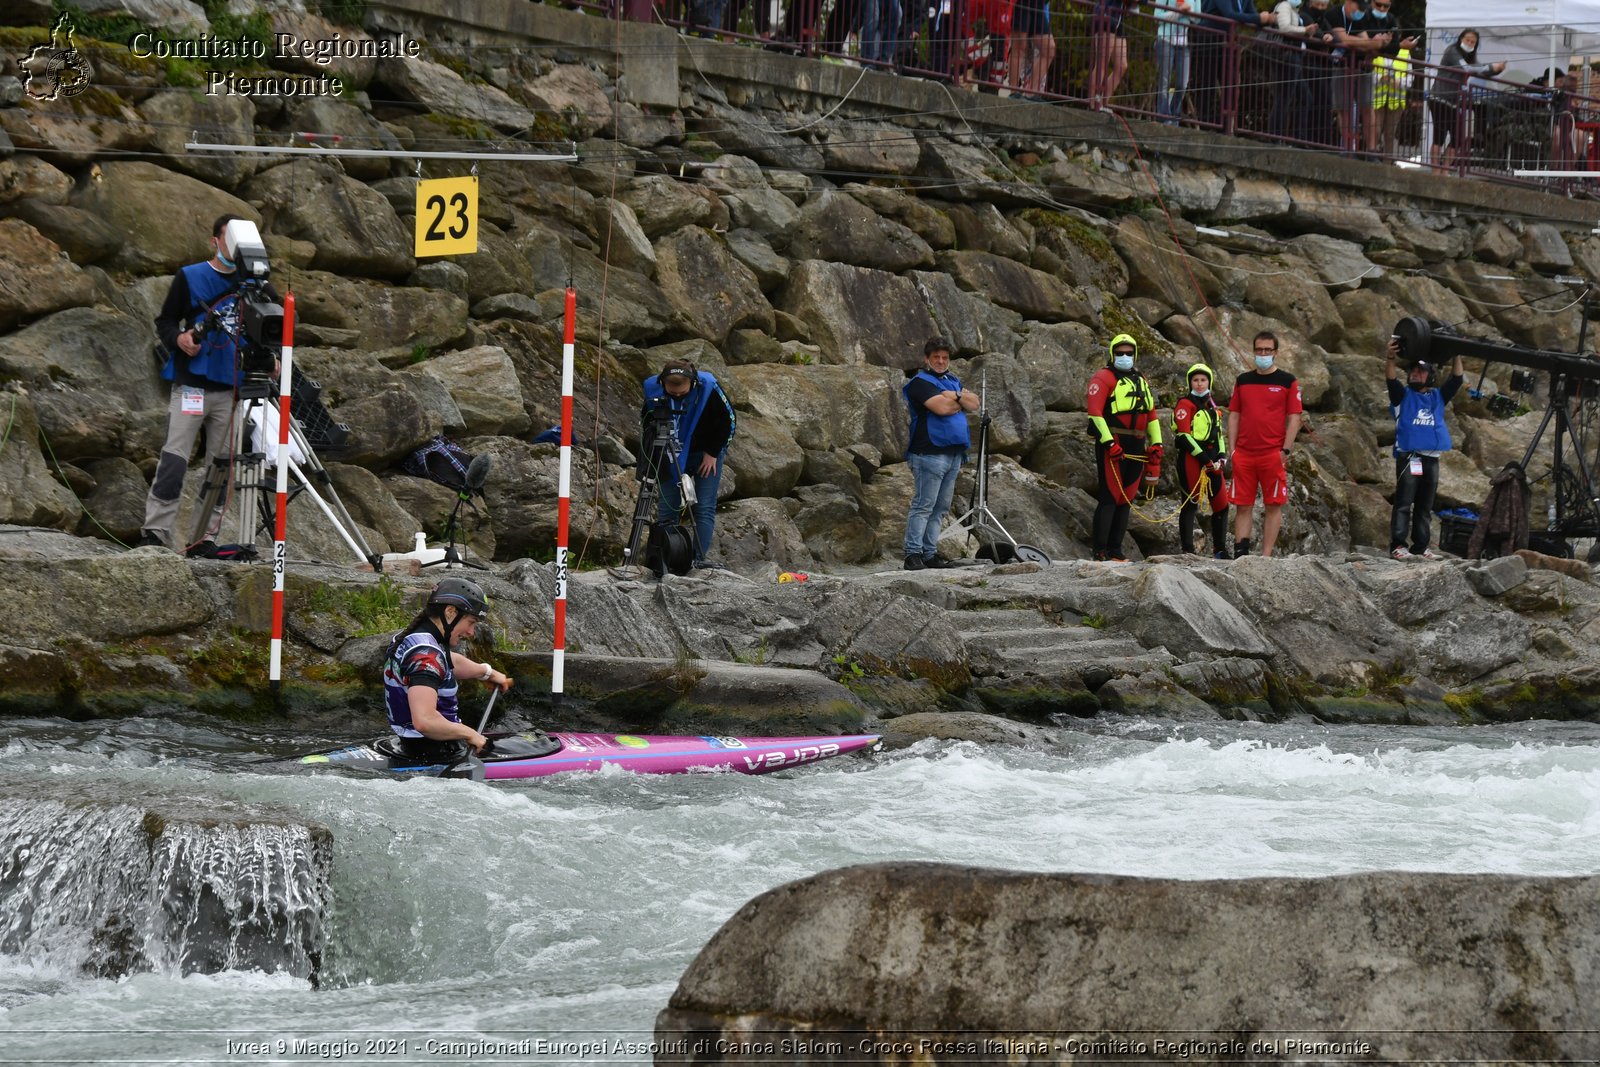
left=414, top=176, right=478, bottom=256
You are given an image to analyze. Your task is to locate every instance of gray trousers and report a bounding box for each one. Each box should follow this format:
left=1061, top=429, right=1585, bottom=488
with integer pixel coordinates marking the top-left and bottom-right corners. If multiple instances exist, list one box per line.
left=141, top=384, right=236, bottom=546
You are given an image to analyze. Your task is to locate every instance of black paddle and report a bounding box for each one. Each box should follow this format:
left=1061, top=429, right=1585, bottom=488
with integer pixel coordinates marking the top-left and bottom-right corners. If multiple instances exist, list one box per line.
left=437, top=688, right=499, bottom=779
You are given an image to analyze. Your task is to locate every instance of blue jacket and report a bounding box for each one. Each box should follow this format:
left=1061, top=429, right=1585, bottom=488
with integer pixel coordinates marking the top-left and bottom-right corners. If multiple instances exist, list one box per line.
left=160, top=262, right=243, bottom=389
left=904, top=369, right=972, bottom=452
left=641, top=370, right=736, bottom=475
left=1390, top=378, right=1460, bottom=454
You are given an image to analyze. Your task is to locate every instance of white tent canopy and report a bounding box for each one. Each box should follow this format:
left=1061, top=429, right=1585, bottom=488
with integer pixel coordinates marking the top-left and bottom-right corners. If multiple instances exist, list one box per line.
left=1426, top=0, right=1600, bottom=84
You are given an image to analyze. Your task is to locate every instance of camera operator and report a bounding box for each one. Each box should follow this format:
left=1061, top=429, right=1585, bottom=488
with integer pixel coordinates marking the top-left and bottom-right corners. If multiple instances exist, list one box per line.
left=134, top=214, right=277, bottom=551
left=640, top=359, right=736, bottom=570
left=1385, top=338, right=1464, bottom=560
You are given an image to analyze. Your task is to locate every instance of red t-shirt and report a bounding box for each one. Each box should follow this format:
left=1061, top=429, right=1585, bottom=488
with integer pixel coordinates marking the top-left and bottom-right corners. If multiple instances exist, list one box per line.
left=1228, top=369, right=1302, bottom=453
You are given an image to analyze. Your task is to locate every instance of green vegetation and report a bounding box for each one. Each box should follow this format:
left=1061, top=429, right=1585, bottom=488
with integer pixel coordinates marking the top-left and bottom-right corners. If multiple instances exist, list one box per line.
left=186, top=630, right=273, bottom=688
left=1020, top=208, right=1120, bottom=271
left=410, top=343, right=432, bottom=364
left=346, top=577, right=413, bottom=636
left=830, top=653, right=866, bottom=678
left=733, top=638, right=770, bottom=665
left=1081, top=613, right=1107, bottom=629
left=313, top=0, right=368, bottom=26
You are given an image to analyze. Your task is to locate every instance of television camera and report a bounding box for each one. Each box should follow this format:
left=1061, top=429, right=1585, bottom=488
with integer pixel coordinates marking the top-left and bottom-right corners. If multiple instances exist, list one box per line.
left=192, top=219, right=284, bottom=397
left=622, top=394, right=697, bottom=578
left=1392, top=314, right=1600, bottom=549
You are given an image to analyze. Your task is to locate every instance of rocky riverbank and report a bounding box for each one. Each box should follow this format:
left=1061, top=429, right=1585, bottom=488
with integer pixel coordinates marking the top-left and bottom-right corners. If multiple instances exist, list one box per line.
left=6, top=523, right=1599, bottom=731
left=5, top=3, right=1600, bottom=728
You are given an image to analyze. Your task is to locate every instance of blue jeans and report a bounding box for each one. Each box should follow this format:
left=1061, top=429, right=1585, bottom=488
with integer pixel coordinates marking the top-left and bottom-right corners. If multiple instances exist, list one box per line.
left=904, top=451, right=964, bottom=558
left=1155, top=39, right=1189, bottom=122
left=658, top=451, right=724, bottom=560
left=860, top=0, right=899, bottom=63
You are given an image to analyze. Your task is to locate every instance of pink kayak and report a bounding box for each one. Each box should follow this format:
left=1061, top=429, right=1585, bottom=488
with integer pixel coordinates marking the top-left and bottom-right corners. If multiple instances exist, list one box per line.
left=303, top=731, right=882, bottom=780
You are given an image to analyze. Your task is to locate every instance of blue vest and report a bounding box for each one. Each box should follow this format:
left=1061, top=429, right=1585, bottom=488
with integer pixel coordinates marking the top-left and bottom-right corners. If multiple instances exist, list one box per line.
left=904, top=370, right=971, bottom=451
left=382, top=630, right=460, bottom=738
left=642, top=370, right=720, bottom=474
left=1393, top=387, right=1452, bottom=454
left=161, top=263, right=242, bottom=388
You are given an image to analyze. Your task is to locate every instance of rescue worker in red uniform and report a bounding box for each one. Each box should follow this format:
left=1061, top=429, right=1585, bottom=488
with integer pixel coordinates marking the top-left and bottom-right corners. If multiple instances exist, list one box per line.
left=1173, top=362, right=1230, bottom=558
left=1227, top=331, right=1302, bottom=558
left=1085, top=333, right=1163, bottom=562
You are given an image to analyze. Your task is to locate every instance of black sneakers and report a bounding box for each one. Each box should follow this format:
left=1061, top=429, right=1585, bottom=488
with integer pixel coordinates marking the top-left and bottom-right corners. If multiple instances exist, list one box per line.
left=130, top=531, right=164, bottom=549
left=903, top=554, right=926, bottom=570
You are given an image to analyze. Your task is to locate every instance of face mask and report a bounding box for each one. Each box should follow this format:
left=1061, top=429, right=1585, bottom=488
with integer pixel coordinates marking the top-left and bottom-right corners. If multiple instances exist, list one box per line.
left=1192, top=386, right=1211, bottom=397
left=1289, top=0, right=1302, bottom=8
left=215, top=248, right=235, bottom=270
left=1254, top=355, right=1275, bottom=370
left=1113, top=354, right=1134, bottom=371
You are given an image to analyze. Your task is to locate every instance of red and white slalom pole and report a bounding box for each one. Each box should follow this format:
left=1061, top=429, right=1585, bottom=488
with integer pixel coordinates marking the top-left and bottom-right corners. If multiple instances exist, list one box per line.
left=552, top=287, right=576, bottom=700
left=269, top=292, right=295, bottom=696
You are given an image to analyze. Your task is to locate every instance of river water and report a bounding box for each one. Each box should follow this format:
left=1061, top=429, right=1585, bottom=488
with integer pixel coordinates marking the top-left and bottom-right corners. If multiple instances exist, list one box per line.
left=3, top=715, right=1599, bottom=1064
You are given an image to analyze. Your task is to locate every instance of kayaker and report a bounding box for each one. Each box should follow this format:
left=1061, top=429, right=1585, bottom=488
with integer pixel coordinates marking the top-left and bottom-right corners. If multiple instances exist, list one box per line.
left=382, top=578, right=512, bottom=759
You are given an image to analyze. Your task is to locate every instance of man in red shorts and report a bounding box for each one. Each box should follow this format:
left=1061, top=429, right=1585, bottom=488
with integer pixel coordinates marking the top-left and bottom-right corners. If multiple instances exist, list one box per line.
left=1226, top=331, right=1302, bottom=558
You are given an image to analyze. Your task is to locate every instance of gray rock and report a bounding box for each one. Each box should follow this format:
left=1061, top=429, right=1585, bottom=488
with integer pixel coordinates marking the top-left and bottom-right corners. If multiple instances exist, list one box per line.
left=408, top=345, right=530, bottom=436
left=0, top=392, right=83, bottom=532
left=0, top=217, right=94, bottom=331
left=594, top=198, right=656, bottom=275
left=1127, top=564, right=1274, bottom=657
left=1214, top=175, right=1291, bottom=221
left=0, top=156, right=72, bottom=206
left=1286, top=180, right=1388, bottom=242
left=1474, top=221, right=1521, bottom=266
left=725, top=415, right=804, bottom=499
left=282, top=98, right=400, bottom=182
left=375, top=56, right=536, bottom=132
left=944, top=202, right=1030, bottom=262
left=1285, top=233, right=1379, bottom=293
left=242, top=161, right=414, bottom=279
left=619, top=175, right=719, bottom=238
left=288, top=270, right=468, bottom=353
left=820, top=124, right=922, bottom=175
left=73, top=162, right=258, bottom=275
left=408, top=261, right=469, bottom=300
left=727, top=363, right=907, bottom=461
left=659, top=863, right=1600, bottom=1063
left=470, top=293, right=542, bottom=322
left=787, top=191, right=934, bottom=273
left=721, top=186, right=801, bottom=237
left=938, top=250, right=1096, bottom=325
left=653, top=226, right=773, bottom=344
left=140, top=91, right=259, bottom=188
left=909, top=270, right=1021, bottom=361
left=779, top=260, right=939, bottom=370
left=1098, top=669, right=1220, bottom=719
left=723, top=228, right=789, bottom=293
left=0, top=200, right=124, bottom=267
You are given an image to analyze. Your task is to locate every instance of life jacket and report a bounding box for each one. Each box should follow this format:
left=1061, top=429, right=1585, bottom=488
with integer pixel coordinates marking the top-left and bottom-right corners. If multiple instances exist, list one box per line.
left=1089, top=367, right=1155, bottom=426
left=382, top=630, right=460, bottom=738
left=642, top=370, right=721, bottom=474
left=904, top=369, right=972, bottom=450
left=1392, top=387, right=1452, bottom=454
left=161, top=263, right=243, bottom=389
left=1176, top=393, right=1224, bottom=451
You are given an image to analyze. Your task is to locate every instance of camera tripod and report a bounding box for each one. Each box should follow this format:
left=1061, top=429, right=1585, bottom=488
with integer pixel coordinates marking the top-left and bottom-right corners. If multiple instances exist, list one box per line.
left=422, top=454, right=492, bottom=571
left=619, top=408, right=697, bottom=579
left=188, top=381, right=378, bottom=567
left=947, top=371, right=1051, bottom=565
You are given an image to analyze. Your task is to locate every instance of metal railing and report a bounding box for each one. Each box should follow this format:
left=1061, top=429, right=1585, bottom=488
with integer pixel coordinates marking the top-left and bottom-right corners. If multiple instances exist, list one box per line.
left=586, top=0, right=1600, bottom=194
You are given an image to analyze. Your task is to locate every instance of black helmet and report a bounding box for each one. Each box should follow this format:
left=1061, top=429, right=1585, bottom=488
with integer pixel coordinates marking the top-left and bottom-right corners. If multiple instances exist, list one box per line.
left=429, top=577, right=488, bottom=618
left=1410, top=360, right=1437, bottom=387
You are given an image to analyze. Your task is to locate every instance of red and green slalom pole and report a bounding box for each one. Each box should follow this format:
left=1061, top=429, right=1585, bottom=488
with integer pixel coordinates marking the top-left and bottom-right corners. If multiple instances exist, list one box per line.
left=269, top=292, right=295, bottom=698
left=552, top=287, right=575, bottom=703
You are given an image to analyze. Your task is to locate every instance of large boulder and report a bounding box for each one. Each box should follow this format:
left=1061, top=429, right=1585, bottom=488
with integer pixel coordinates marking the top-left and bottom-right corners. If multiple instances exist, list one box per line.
left=820, top=124, right=922, bottom=175
left=0, top=87, right=153, bottom=166
left=1243, top=253, right=1343, bottom=349
left=0, top=391, right=82, bottom=531
left=0, top=218, right=94, bottom=330
left=0, top=199, right=126, bottom=267
left=406, top=345, right=531, bottom=436
left=937, top=250, right=1097, bottom=325
left=73, top=162, right=260, bottom=275
left=659, top=863, right=1600, bottom=1063
left=725, top=414, right=804, bottom=500
left=242, top=162, right=415, bottom=279
left=786, top=191, right=934, bottom=273
left=619, top=175, right=720, bottom=238
left=521, top=63, right=612, bottom=140
left=281, top=98, right=401, bottom=182
left=140, top=91, right=259, bottom=189
left=287, top=270, right=467, bottom=352
left=653, top=226, right=773, bottom=345
left=1021, top=209, right=1129, bottom=297
left=909, top=270, right=1022, bottom=360
left=779, top=261, right=939, bottom=369
left=726, top=364, right=908, bottom=462
left=374, top=56, right=537, bottom=132
left=0, top=156, right=73, bottom=207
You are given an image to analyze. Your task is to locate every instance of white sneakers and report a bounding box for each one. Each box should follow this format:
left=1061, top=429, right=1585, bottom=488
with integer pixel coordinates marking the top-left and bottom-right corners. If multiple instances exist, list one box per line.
left=1392, top=547, right=1439, bottom=561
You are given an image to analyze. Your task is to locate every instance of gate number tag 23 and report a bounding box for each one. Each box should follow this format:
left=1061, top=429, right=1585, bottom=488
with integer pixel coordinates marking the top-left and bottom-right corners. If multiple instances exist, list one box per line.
left=414, top=176, right=478, bottom=257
